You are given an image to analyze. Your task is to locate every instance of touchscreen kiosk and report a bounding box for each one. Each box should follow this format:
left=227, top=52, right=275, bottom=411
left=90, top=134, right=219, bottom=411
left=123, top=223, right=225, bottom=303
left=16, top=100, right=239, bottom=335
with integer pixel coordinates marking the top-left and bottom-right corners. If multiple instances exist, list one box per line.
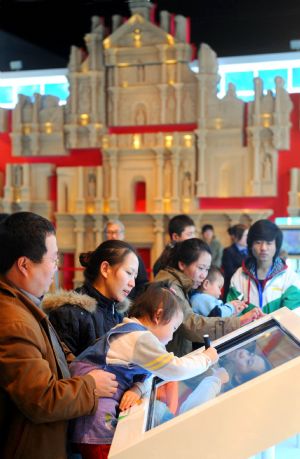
left=109, top=308, right=300, bottom=459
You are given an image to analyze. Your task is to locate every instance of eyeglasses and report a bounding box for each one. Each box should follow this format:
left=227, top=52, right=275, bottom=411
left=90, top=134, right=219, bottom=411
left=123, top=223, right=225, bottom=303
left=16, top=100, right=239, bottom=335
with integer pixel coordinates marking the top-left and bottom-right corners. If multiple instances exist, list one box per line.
left=106, top=230, right=124, bottom=236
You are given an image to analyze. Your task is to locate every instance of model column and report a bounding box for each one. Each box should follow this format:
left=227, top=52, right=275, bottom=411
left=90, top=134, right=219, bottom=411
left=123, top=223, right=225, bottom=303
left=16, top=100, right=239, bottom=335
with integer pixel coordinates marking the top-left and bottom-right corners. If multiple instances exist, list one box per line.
left=154, top=148, right=164, bottom=212
left=73, top=215, right=85, bottom=287
left=153, top=215, right=165, bottom=265
left=76, top=166, right=85, bottom=212
left=196, top=129, right=207, bottom=196
left=108, top=150, right=119, bottom=213
left=170, top=146, right=180, bottom=212
left=93, top=214, right=104, bottom=247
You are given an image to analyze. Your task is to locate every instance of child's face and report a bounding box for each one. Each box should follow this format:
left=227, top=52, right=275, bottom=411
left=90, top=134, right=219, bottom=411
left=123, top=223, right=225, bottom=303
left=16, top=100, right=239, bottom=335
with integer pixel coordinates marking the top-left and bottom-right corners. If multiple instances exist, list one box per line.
left=203, top=273, right=224, bottom=299
left=229, top=348, right=266, bottom=375
left=152, top=310, right=183, bottom=346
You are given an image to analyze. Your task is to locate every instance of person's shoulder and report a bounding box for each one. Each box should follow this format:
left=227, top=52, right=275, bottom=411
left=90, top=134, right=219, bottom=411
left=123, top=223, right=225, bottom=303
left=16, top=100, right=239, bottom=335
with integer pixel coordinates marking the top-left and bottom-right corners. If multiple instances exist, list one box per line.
left=42, top=289, right=97, bottom=316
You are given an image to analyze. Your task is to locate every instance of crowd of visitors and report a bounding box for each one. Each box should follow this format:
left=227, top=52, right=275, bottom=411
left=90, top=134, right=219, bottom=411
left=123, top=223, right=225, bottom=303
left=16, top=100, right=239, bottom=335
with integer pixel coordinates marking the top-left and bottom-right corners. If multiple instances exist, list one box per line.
left=0, top=211, right=299, bottom=459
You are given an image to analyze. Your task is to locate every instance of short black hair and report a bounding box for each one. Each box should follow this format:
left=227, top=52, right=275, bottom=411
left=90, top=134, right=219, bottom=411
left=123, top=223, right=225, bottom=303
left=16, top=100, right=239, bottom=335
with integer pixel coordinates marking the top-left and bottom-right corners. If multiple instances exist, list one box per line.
left=201, top=224, right=214, bottom=233
left=247, top=219, right=283, bottom=260
left=0, top=212, right=55, bottom=274
left=168, top=214, right=194, bottom=239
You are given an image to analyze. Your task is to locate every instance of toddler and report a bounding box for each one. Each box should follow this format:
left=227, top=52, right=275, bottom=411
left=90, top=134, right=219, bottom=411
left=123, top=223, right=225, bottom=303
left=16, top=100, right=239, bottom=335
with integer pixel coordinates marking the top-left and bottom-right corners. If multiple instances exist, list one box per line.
left=70, top=281, right=219, bottom=459
left=190, top=266, right=246, bottom=317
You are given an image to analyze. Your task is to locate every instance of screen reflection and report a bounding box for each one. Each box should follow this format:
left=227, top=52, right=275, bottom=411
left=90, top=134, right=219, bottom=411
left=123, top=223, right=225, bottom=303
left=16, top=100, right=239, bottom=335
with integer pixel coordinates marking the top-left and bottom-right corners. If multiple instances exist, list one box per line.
left=151, top=325, right=300, bottom=429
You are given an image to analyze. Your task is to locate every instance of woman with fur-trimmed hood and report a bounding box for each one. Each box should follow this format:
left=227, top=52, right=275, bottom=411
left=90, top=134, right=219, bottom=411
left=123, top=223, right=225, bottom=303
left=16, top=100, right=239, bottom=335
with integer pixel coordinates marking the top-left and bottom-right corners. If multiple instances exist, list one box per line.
left=42, top=240, right=138, bottom=356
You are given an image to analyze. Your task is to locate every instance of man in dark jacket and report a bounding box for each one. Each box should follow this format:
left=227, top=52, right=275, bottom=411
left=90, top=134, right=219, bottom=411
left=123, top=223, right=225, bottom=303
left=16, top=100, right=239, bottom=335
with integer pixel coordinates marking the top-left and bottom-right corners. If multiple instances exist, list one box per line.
left=153, top=214, right=196, bottom=276
left=0, top=212, right=118, bottom=459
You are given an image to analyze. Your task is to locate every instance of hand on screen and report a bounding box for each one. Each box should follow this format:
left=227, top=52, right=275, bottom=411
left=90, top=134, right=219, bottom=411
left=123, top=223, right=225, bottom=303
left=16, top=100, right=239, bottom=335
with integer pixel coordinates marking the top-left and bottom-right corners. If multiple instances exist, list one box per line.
left=204, top=346, right=219, bottom=364
left=119, top=387, right=141, bottom=411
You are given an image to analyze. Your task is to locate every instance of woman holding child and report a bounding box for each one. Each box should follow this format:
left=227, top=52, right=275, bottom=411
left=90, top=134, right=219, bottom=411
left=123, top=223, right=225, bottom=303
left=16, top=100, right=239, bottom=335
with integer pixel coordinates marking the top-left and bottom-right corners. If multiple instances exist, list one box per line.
left=155, top=238, right=263, bottom=357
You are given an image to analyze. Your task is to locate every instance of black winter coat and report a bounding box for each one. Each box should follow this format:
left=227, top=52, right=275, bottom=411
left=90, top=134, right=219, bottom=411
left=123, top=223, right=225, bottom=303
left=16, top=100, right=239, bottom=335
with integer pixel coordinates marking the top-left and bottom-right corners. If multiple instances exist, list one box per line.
left=42, top=283, right=129, bottom=356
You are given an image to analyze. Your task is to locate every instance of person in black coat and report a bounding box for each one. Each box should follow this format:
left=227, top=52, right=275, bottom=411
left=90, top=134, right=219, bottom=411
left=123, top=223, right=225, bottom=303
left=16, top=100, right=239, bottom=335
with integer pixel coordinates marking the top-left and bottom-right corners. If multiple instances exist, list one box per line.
left=42, top=240, right=139, bottom=355
left=221, top=224, right=248, bottom=300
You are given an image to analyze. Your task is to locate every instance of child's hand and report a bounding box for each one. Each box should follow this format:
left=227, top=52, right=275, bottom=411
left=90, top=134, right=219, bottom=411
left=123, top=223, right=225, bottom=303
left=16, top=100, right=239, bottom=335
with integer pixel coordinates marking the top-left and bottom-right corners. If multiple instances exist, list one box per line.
left=204, top=346, right=219, bottom=364
left=230, top=300, right=247, bottom=314
left=240, top=307, right=265, bottom=326
left=119, top=387, right=141, bottom=411
left=212, top=367, right=229, bottom=384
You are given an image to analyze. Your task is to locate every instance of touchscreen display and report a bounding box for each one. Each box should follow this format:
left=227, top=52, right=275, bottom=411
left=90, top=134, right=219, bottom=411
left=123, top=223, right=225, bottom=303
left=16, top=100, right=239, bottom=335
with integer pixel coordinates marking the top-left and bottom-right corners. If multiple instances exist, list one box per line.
left=149, top=323, right=300, bottom=430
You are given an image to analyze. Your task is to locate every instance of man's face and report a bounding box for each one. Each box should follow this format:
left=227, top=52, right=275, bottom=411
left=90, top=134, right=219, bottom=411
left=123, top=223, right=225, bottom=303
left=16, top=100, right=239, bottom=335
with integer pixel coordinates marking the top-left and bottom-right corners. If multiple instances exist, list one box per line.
left=27, top=234, right=59, bottom=298
left=202, top=229, right=214, bottom=244
left=251, top=240, right=276, bottom=265
left=172, top=225, right=195, bottom=242
left=105, top=223, right=125, bottom=241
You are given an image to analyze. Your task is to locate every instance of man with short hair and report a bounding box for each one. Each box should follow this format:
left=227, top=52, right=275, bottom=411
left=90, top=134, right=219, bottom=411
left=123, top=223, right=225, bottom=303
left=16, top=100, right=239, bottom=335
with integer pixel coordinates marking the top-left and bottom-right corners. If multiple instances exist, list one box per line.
left=104, top=219, right=148, bottom=298
left=153, top=214, right=196, bottom=276
left=0, top=212, right=118, bottom=459
left=227, top=219, right=300, bottom=313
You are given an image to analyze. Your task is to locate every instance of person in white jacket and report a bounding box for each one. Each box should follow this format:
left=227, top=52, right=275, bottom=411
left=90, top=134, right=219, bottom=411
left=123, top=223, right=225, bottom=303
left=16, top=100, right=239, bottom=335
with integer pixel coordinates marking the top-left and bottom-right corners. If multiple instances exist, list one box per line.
left=227, top=219, right=300, bottom=313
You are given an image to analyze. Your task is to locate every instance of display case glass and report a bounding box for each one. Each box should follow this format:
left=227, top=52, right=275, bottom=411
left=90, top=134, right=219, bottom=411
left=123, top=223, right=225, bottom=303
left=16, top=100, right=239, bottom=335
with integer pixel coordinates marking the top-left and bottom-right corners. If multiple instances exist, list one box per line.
left=110, top=308, right=300, bottom=459
left=148, top=319, right=300, bottom=430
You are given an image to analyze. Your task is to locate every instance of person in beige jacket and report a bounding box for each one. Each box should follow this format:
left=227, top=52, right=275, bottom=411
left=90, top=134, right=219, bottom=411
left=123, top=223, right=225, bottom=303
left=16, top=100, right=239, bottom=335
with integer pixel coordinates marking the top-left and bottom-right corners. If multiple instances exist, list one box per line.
left=155, top=238, right=263, bottom=357
left=0, top=212, right=118, bottom=459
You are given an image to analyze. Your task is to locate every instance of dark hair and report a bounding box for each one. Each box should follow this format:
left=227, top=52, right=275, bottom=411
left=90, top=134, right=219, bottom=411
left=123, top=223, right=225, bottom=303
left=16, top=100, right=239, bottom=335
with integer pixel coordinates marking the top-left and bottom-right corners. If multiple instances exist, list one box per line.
left=201, top=224, right=214, bottom=233
left=128, top=281, right=183, bottom=324
left=0, top=211, right=55, bottom=274
left=166, top=238, right=211, bottom=269
left=230, top=223, right=247, bottom=242
left=168, top=214, right=194, bottom=239
left=79, top=239, right=137, bottom=284
left=247, top=219, right=283, bottom=260
left=0, top=213, right=9, bottom=223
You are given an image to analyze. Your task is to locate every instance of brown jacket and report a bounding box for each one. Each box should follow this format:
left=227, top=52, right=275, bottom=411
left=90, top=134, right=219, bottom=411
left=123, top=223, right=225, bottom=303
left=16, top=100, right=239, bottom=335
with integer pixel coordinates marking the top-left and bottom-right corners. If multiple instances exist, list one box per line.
left=0, top=279, right=98, bottom=459
left=155, top=268, right=240, bottom=356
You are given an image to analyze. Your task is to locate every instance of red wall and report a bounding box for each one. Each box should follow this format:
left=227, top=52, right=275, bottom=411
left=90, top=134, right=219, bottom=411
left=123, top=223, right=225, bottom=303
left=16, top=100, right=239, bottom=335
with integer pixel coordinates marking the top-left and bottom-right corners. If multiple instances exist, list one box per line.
left=1, top=95, right=300, bottom=250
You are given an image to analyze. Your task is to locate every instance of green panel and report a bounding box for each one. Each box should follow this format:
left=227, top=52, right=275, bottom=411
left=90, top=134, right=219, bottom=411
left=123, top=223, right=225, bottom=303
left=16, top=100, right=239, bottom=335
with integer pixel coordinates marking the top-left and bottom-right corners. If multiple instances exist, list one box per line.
left=225, top=71, right=254, bottom=91
left=258, top=69, right=287, bottom=91
left=0, top=86, right=13, bottom=103
left=292, top=68, right=300, bottom=87
left=44, top=82, right=69, bottom=100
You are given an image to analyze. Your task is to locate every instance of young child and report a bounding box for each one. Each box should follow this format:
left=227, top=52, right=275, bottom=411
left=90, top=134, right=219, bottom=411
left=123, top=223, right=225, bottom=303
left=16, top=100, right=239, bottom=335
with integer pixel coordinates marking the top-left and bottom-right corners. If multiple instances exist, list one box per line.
left=70, top=281, right=219, bottom=459
left=190, top=266, right=246, bottom=318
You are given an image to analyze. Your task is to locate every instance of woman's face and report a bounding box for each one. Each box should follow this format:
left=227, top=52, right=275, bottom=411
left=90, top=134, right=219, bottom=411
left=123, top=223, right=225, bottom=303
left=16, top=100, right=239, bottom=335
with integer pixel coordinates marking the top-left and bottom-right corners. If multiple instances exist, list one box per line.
left=179, top=251, right=212, bottom=289
left=100, top=252, right=139, bottom=301
left=229, top=348, right=266, bottom=375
